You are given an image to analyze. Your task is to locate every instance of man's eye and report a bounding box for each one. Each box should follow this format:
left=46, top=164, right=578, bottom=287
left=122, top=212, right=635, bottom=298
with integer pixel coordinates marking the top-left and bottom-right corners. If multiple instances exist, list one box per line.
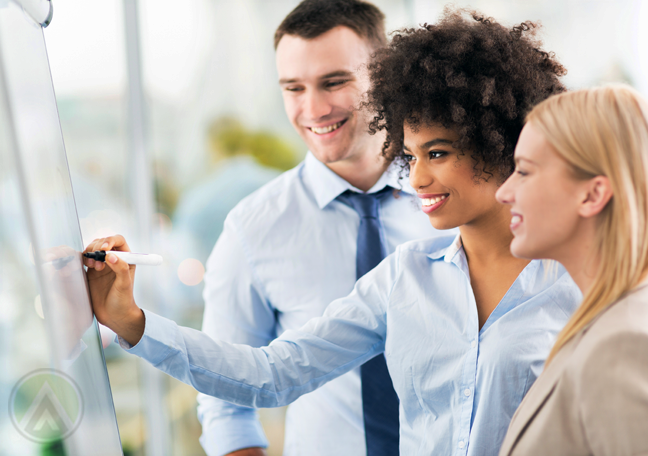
left=429, top=151, right=447, bottom=159
left=284, top=87, right=303, bottom=92
left=403, top=154, right=415, bottom=162
left=324, top=80, right=348, bottom=89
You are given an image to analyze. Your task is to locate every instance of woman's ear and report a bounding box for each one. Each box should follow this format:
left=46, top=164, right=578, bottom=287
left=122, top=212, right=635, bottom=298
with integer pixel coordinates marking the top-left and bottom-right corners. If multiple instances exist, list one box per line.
left=578, top=175, right=613, bottom=218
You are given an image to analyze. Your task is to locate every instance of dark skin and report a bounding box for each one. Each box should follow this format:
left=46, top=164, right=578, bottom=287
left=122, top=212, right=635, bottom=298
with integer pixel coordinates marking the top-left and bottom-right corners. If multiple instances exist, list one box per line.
left=84, top=246, right=268, bottom=456
left=84, top=123, right=529, bottom=339
left=83, top=123, right=529, bottom=456
left=403, top=123, right=530, bottom=328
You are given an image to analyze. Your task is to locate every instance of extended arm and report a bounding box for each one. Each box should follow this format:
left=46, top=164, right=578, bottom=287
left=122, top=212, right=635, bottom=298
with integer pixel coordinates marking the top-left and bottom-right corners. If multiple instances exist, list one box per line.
left=83, top=235, right=395, bottom=407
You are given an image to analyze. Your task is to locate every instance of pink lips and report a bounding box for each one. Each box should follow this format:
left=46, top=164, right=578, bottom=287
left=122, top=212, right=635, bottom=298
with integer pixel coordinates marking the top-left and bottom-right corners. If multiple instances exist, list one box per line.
left=418, top=193, right=449, bottom=214
left=509, top=212, right=523, bottom=231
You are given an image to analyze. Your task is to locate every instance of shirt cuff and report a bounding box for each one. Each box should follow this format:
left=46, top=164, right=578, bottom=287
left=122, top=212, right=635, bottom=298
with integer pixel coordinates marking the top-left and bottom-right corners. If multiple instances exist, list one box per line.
left=200, top=415, right=269, bottom=456
left=116, top=309, right=176, bottom=365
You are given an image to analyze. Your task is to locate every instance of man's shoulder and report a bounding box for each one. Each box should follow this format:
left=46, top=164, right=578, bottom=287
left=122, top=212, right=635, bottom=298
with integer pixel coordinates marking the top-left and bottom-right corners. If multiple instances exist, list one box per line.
left=226, top=161, right=311, bottom=225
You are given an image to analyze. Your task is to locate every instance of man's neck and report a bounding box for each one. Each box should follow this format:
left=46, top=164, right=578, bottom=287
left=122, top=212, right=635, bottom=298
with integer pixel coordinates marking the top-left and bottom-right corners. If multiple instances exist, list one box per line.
left=326, top=151, right=389, bottom=192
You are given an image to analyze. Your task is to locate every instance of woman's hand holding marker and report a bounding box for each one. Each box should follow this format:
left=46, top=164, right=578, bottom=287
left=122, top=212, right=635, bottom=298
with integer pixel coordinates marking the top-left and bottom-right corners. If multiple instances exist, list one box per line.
left=83, top=235, right=145, bottom=346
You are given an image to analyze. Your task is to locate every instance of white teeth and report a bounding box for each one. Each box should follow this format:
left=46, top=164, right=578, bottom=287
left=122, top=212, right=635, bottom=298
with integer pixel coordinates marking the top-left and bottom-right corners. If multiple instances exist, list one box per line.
left=310, top=121, right=344, bottom=135
left=511, top=215, right=522, bottom=224
left=421, top=195, right=447, bottom=206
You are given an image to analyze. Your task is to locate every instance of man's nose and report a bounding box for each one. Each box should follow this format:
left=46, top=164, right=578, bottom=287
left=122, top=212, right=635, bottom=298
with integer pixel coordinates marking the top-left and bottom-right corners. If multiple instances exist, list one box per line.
left=303, top=90, right=332, bottom=121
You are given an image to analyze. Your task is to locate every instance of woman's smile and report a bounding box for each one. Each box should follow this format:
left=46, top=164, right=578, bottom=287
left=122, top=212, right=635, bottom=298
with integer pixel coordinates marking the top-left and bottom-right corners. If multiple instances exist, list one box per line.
left=509, top=212, right=523, bottom=231
left=419, top=193, right=449, bottom=213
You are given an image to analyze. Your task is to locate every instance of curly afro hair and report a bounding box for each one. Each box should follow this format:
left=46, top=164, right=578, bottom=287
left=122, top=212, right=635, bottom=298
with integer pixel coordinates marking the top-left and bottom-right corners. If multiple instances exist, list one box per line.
left=366, top=8, right=567, bottom=181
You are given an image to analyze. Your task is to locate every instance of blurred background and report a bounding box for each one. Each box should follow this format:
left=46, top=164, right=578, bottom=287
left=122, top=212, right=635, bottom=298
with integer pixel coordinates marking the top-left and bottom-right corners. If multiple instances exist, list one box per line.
left=34, top=0, right=648, bottom=454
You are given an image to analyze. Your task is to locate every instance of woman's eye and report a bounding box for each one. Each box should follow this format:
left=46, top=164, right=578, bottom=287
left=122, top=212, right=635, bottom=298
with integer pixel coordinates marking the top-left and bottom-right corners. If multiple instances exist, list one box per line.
left=403, top=154, right=416, bottom=162
left=516, top=168, right=528, bottom=176
left=429, top=151, right=447, bottom=159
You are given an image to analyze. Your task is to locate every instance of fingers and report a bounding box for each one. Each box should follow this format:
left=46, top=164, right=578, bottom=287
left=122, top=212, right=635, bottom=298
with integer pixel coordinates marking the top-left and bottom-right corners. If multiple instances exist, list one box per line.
left=103, top=253, right=133, bottom=293
left=83, top=235, right=131, bottom=254
left=96, top=234, right=130, bottom=253
left=83, top=235, right=131, bottom=269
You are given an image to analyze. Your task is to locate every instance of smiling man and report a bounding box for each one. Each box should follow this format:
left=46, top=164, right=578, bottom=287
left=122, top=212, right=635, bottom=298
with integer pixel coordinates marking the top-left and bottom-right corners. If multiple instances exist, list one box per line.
left=196, top=1, right=445, bottom=455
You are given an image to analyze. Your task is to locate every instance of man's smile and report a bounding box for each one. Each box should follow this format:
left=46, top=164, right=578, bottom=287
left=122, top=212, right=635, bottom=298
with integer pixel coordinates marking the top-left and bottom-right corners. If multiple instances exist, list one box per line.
left=307, top=119, right=348, bottom=135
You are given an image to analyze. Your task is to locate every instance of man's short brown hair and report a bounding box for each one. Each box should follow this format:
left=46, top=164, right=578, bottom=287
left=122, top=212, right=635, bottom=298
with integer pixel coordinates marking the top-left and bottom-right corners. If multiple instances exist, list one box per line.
left=274, top=0, right=386, bottom=50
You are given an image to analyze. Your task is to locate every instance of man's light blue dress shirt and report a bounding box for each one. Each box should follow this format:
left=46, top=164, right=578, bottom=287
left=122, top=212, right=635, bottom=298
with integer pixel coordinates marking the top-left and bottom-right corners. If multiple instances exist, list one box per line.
left=196, top=152, right=442, bottom=455
left=121, top=234, right=581, bottom=456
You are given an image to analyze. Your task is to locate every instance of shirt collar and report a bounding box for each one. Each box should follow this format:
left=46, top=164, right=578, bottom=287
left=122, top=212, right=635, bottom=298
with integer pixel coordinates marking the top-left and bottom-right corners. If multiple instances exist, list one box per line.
left=428, top=233, right=464, bottom=262
left=303, top=151, right=414, bottom=209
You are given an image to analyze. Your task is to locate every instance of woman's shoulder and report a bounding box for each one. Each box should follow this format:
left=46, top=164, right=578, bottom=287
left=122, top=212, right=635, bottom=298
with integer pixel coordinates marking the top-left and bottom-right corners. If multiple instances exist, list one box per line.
left=536, top=286, right=648, bottom=456
left=586, top=283, right=648, bottom=341
left=572, top=285, right=648, bottom=379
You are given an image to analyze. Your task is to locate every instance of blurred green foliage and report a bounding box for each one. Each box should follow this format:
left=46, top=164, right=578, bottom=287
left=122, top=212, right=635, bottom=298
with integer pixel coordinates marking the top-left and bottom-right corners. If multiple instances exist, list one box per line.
left=40, top=439, right=65, bottom=456
left=208, top=117, right=298, bottom=171
left=154, top=117, right=299, bottom=217
left=153, top=159, right=180, bottom=218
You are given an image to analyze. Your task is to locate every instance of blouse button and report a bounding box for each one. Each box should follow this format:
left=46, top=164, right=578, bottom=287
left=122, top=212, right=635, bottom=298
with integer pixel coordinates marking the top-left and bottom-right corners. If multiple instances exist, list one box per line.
left=464, top=388, right=471, bottom=397
left=458, top=440, right=466, bottom=449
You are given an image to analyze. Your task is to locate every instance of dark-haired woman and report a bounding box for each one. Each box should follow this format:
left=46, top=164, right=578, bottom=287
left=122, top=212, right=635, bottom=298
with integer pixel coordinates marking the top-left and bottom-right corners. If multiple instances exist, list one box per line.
left=83, top=10, right=581, bottom=455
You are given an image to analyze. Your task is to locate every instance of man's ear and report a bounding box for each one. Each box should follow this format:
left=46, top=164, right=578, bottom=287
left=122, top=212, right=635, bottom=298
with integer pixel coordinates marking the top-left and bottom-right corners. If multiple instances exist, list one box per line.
left=578, top=175, right=613, bottom=218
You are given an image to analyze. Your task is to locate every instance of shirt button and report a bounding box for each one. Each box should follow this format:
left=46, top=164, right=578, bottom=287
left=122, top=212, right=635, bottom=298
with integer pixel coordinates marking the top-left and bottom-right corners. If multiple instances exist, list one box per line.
left=471, top=340, right=477, bottom=348
left=464, top=388, right=471, bottom=397
left=458, top=440, right=466, bottom=449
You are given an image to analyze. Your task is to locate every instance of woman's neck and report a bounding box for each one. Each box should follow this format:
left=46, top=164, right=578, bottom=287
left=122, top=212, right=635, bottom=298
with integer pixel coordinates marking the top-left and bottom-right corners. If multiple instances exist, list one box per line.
left=459, top=202, right=531, bottom=329
left=552, top=221, right=601, bottom=296
left=460, top=204, right=524, bottom=266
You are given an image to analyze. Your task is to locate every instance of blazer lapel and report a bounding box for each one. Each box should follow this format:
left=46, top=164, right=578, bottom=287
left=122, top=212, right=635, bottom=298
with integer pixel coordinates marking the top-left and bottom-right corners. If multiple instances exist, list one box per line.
left=501, top=282, right=648, bottom=455
left=499, top=334, right=583, bottom=455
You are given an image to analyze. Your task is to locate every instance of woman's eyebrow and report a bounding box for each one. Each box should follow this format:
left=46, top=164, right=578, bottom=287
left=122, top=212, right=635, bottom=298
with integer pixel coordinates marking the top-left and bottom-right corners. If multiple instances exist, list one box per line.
left=421, top=138, right=454, bottom=148
left=515, top=157, right=536, bottom=165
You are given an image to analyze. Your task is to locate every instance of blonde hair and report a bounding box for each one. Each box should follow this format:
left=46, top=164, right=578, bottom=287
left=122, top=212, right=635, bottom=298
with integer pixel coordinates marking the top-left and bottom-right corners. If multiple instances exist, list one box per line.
left=527, top=84, right=648, bottom=364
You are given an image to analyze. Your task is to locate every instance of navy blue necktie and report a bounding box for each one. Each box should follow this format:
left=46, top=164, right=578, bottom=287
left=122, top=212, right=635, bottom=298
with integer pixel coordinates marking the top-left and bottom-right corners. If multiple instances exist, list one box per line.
left=339, top=187, right=400, bottom=456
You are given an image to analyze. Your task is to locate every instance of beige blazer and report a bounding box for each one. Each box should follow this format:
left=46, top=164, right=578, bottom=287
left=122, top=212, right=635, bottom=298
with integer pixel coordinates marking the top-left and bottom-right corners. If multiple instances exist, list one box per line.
left=499, top=281, right=648, bottom=456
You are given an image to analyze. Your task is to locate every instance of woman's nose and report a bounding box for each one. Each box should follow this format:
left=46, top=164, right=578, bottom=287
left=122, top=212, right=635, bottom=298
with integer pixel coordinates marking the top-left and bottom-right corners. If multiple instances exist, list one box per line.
left=495, top=175, right=515, bottom=204
left=409, top=161, right=433, bottom=190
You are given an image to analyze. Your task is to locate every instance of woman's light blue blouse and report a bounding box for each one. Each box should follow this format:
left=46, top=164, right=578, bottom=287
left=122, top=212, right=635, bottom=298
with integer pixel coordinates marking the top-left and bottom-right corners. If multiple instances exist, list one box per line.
left=121, top=234, right=581, bottom=455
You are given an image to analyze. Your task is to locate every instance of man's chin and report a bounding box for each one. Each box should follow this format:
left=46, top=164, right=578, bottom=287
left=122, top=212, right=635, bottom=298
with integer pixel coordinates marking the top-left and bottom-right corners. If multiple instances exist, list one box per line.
left=308, top=145, right=352, bottom=165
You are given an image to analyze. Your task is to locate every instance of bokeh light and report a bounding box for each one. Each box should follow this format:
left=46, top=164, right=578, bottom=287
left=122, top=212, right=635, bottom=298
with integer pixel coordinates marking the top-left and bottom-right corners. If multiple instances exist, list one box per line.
left=177, top=258, right=205, bottom=286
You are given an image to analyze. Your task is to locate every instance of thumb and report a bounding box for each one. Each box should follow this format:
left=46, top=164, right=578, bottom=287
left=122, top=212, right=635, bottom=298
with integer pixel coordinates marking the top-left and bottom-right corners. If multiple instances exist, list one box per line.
left=104, top=253, right=133, bottom=293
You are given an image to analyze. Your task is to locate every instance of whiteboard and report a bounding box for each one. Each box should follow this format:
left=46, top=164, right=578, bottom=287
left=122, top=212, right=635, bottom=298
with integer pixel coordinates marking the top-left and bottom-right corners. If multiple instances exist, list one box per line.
left=0, top=1, right=123, bottom=454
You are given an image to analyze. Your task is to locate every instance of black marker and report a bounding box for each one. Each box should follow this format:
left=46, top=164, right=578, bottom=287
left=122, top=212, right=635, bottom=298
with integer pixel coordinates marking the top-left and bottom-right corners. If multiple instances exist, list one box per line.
left=83, top=251, right=163, bottom=266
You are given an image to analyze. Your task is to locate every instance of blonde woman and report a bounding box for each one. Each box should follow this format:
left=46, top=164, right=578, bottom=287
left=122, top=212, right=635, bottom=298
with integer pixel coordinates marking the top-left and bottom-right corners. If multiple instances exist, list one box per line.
left=496, top=84, right=648, bottom=456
